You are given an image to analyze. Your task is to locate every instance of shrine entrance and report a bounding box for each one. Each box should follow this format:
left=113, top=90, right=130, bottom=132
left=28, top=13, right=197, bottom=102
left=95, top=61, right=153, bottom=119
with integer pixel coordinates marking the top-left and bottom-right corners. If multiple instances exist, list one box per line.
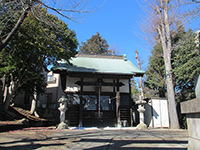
left=75, top=78, right=124, bottom=127
left=81, top=92, right=116, bottom=127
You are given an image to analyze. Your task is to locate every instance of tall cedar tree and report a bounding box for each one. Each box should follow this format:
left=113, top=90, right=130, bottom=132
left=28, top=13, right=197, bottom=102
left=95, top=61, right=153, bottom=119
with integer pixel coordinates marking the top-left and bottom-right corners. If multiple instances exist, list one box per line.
left=79, top=32, right=111, bottom=55
left=172, top=28, right=200, bottom=100
left=145, top=43, right=166, bottom=97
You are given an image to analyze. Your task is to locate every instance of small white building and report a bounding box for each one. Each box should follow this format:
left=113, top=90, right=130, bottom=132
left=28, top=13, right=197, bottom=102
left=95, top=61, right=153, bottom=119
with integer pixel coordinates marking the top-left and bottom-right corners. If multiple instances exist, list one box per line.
left=145, top=98, right=170, bottom=128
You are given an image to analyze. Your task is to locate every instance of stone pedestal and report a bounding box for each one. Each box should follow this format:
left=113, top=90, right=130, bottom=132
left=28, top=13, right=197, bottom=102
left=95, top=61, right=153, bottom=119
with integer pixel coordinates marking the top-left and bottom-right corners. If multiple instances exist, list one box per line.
left=136, top=96, right=147, bottom=130
left=181, top=98, right=200, bottom=150
left=57, top=122, right=68, bottom=129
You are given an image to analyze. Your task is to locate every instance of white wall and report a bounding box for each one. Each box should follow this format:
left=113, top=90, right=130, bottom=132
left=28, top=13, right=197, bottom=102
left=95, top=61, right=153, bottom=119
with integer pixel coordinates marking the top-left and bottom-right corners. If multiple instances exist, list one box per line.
left=47, top=72, right=60, bottom=88
left=145, top=98, right=170, bottom=128
left=66, top=77, right=130, bottom=93
left=119, top=79, right=129, bottom=93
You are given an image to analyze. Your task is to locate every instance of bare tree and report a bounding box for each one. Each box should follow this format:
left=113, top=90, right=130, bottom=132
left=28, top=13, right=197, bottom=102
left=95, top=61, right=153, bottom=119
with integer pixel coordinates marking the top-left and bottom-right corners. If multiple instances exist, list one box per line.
left=177, top=0, right=200, bottom=29
left=139, top=0, right=199, bottom=128
left=156, top=0, right=180, bottom=129
left=108, top=43, right=123, bottom=55
left=140, top=0, right=181, bottom=129
left=0, top=0, right=104, bottom=51
left=135, top=50, right=144, bottom=98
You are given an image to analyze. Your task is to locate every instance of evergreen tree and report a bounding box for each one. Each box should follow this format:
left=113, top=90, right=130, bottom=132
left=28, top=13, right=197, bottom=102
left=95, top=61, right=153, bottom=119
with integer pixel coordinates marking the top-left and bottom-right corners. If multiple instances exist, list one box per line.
left=79, top=32, right=110, bottom=55
left=0, top=6, right=78, bottom=110
left=172, top=28, right=200, bottom=101
left=131, top=79, right=139, bottom=101
left=145, top=43, right=166, bottom=97
left=145, top=27, right=200, bottom=100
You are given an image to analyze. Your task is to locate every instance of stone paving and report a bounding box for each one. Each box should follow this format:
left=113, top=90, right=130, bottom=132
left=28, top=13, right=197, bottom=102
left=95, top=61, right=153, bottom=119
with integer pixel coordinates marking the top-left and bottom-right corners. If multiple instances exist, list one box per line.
left=0, top=128, right=188, bottom=150
left=51, top=129, right=188, bottom=150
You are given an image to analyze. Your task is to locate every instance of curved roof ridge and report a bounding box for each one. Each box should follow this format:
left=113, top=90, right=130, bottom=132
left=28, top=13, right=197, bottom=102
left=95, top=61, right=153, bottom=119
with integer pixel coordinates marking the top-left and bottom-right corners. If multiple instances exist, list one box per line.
left=53, top=54, right=145, bottom=76
left=76, top=54, right=124, bottom=59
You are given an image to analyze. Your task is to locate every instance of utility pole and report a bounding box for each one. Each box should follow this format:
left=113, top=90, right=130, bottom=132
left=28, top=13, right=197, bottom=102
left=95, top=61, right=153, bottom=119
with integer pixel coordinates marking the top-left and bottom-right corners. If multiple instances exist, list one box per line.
left=135, top=50, right=144, bottom=98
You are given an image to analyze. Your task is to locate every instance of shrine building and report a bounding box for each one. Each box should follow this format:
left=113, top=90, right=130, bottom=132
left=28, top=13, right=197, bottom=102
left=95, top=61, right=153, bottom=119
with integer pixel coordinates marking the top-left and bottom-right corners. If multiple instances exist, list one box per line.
left=52, top=54, right=145, bottom=127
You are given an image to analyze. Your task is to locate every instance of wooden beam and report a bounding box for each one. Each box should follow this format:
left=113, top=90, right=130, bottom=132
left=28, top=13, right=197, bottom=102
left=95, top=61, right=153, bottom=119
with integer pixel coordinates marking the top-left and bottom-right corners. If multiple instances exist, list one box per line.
left=68, top=72, right=133, bottom=79
left=75, top=78, right=125, bottom=87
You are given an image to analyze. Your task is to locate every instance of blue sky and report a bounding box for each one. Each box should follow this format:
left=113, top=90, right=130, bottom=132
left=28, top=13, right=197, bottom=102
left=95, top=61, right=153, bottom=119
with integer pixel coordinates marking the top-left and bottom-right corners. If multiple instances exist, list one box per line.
left=62, top=0, right=199, bottom=72
left=65, top=1, right=150, bottom=71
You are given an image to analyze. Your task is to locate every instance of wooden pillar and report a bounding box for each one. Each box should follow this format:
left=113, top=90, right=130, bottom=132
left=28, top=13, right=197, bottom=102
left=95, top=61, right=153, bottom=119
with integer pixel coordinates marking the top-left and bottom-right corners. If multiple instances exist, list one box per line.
left=116, top=79, right=121, bottom=127
left=113, top=79, right=116, bottom=94
left=116, top=91, right=120, bottom=127
left=129, top=78, right=133, bottom=126
left=60, top=73, right=67, bottom=91
left=79, top=77, right=83, bottom=127
left=113, top=79, right=116, bottom=117
left=97, top=86, right=101, bottom=118
left=129, top=78, right=132, bottom=106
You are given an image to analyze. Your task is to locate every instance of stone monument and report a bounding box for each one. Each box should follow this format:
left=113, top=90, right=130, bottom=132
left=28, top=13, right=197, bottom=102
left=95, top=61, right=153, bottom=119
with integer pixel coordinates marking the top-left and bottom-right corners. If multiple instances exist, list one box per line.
left=136, top=95, right=147, bottom=130
left=57, top=94, right=68, bottom=129
left=181, top=38, right=200, bottom=149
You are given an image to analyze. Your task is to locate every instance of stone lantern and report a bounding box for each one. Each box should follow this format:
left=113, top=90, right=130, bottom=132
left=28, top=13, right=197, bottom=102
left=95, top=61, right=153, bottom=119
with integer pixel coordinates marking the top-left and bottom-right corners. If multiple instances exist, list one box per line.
left=57, top=94, right=68, bottom=129
left=136, top=95, right=147, bottom=130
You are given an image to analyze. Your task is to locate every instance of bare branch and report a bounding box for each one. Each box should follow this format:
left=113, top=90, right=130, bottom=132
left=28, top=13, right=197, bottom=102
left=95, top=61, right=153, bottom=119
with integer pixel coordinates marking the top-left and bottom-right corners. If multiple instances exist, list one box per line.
left=0, top=5, right=30, bottom=51
left=0, top=0, right=104, bottom=50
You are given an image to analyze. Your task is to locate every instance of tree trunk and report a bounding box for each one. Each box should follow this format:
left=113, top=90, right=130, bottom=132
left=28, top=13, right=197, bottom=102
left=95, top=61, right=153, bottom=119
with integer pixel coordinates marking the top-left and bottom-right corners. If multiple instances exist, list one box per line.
left=156, top=0, right=180, bottom=129
left=163, top=1, right=179, bottom=129
left=30, top=93, right=39, bottom=117
left=1, top=77, right=6, bottom=103
left=30, top=99, right=36, bottom=114
left=3, top=85, right=13, bottom=111
left=3, top=86, right=9, bottom=110
left=135, top=50, right=144, bottom=98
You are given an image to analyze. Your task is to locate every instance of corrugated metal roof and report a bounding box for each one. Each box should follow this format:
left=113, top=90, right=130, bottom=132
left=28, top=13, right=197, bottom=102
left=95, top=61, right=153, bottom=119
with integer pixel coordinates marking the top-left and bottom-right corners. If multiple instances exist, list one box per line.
left=52, top=54, right=145, bottom=76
